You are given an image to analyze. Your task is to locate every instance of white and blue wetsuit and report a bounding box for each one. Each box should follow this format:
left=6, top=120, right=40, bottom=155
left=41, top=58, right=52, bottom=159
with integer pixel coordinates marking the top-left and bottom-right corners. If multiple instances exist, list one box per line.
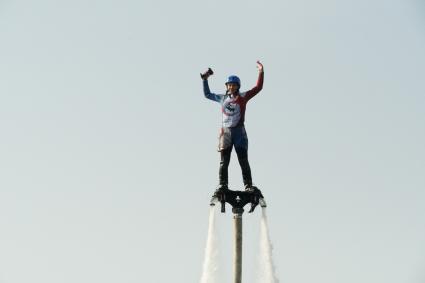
left=203, top=71, right=264, bottom=187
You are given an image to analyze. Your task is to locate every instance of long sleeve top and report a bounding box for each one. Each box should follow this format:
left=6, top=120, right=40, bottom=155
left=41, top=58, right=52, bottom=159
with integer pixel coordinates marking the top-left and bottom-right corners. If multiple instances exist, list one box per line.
left=203, top=71, right=264, bottom=128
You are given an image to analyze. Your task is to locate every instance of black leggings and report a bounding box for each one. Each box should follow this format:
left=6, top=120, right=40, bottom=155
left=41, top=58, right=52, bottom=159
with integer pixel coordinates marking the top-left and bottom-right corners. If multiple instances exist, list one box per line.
left=219, top=146, right=252, bottom=186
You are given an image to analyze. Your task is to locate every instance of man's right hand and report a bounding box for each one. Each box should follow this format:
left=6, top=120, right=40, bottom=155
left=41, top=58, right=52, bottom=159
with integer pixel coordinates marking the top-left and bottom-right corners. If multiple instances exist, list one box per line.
left=200, top=68, right=214, bottom=80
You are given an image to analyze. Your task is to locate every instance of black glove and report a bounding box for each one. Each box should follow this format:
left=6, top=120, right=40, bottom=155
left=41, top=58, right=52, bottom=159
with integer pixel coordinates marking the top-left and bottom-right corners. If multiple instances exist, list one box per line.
left=200, top=68, right=214, bottom=80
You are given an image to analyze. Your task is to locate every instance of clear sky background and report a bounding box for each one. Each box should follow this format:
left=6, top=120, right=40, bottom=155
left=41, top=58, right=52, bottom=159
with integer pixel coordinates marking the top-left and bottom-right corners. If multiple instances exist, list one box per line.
left=1, top=0, right=424, bottom=282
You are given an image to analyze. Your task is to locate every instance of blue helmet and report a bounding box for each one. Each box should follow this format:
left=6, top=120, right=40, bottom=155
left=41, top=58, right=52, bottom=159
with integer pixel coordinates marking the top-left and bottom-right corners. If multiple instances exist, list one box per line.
left=226, top=75, right=241, bottom=87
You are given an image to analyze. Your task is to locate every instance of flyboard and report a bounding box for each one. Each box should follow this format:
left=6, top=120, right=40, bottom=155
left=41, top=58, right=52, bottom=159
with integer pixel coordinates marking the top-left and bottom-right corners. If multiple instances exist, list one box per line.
left=210, top=186, right=267, bottom=213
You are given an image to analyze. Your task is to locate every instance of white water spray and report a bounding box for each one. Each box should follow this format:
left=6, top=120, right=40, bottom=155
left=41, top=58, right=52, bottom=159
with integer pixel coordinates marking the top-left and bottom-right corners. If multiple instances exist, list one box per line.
left=258, top=208, right=279, bottom=283
left=200, top=206, right=220, bottom=283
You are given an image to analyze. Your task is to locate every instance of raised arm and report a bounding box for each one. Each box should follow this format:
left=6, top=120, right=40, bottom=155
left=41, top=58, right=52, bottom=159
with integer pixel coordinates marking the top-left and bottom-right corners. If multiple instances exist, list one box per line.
left=245, top=61, right=264, bottom=101
left=202, top=70, right=222, bottom=103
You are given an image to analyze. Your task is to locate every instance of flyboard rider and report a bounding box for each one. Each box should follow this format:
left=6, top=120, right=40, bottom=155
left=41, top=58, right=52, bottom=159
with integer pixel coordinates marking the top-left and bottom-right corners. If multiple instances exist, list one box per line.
left=201, top=61, right=264, bottom=196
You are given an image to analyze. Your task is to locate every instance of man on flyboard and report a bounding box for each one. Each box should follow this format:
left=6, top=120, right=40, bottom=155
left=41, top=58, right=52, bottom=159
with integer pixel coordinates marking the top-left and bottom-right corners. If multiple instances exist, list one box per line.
left=201, top=61, right=264, bottom=197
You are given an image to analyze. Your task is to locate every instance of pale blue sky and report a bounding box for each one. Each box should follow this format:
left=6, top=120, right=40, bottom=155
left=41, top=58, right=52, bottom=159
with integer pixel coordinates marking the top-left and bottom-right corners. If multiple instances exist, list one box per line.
left=1, top=0, right=424, bottom=282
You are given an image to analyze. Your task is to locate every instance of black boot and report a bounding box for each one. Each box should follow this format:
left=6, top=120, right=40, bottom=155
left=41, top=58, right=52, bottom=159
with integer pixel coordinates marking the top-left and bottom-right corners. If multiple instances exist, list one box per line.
left=239, top=157, right=252, bottom=190
left=244, top=183, right=254, bottom=192
left=235, top=147, right=253, bottom=190
left=211, top=148, right=232, bottom=206
left=215, top=183, right=228, bottom=193
left=219, top=147, right=231, bottom=187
